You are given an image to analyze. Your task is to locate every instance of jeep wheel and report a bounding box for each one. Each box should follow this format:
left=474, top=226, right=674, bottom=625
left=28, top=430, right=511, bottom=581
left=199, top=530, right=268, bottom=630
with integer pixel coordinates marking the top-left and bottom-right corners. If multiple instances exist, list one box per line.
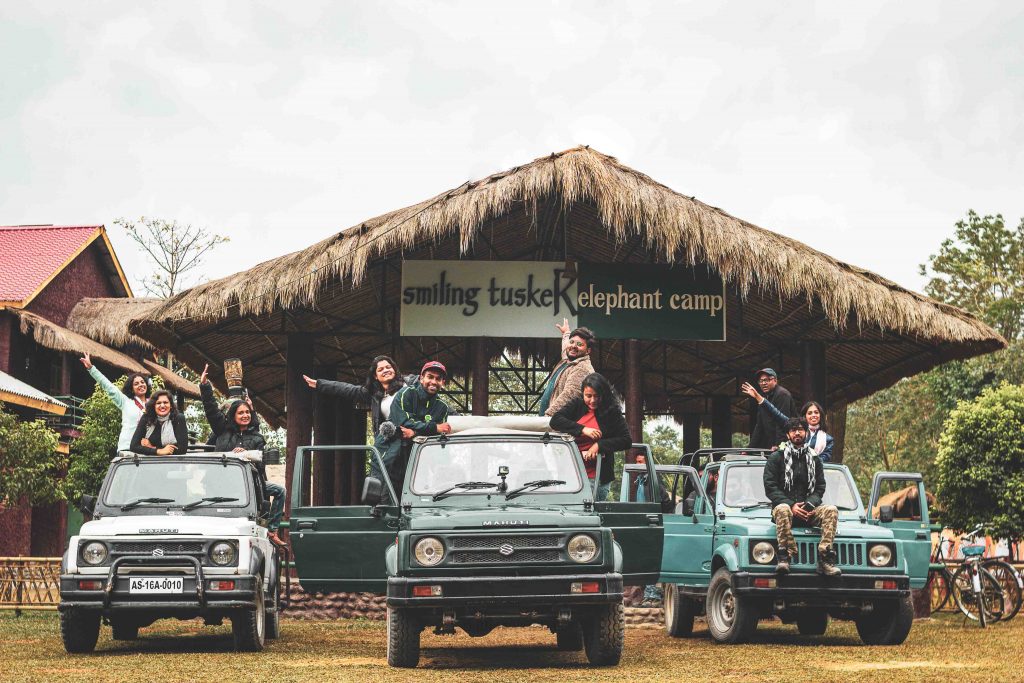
left=796, top=611, right=828, bottom=636
left=664, top=583, right=696, bottom=637
left=110, top=618, right=139, bottom=641
left=555, top=622, right=583, bottom=651
left=705, top=568, right=756, bottom=644
left=855, top=594, right=913, bottom=645
left=266, top=581, right=281, bottom=640
left=387, top=606, right=420, bottom=667
left=60, top=609, right=101, bottom=653
left=232, top=581, right=266, bottom=652
left=582, top=603, right=624, bottom=666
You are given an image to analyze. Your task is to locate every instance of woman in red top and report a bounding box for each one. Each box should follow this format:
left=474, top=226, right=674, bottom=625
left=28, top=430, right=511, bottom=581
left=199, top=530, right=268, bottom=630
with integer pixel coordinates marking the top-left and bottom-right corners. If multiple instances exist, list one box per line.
left=550, top=373, right=633, bottom=500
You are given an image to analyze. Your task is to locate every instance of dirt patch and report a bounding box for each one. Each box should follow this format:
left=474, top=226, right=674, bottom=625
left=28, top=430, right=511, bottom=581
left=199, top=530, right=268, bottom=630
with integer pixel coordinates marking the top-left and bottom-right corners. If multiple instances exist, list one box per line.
left=827, top=661, right=983, bottom=672
left=281, top=657, right=380, bottom=668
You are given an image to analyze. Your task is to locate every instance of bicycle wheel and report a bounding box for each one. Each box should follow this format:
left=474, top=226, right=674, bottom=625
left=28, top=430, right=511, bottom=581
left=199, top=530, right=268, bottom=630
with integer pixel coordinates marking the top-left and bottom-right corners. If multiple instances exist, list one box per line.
left=952, top=564, right=1004, bottom=624
left=983, top=559, right=1023, bottom=621
left=927, top=569, right=952, bottom=612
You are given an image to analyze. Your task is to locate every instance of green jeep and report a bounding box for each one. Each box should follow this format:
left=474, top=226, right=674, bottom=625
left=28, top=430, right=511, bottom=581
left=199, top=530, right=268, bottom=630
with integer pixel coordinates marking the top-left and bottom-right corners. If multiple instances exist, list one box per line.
left=289, top=430, right=665, bottom=667
left=628, top=448, right=930, bottom=645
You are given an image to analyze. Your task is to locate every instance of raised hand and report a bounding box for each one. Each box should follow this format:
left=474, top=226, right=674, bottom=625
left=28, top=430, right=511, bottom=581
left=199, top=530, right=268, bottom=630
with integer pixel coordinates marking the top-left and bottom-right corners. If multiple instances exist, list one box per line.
left=740, top=382, right=762, bottom=402
left=303, top=374, right=317, bottom=389
left=79, top=353, right=92, bottom=370
left=199, top=364, right=209, bottom=385
left=556, top=318, right=571, bottom=335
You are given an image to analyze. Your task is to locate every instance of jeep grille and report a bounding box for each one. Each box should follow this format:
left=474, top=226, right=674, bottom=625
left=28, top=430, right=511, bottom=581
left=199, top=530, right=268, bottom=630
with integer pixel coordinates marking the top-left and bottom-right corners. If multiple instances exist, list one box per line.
left=111, top=541, right=205, bottom=555
left=795, top=541, right=866, bottom=566
left=448, top=534, right=562, bottom=565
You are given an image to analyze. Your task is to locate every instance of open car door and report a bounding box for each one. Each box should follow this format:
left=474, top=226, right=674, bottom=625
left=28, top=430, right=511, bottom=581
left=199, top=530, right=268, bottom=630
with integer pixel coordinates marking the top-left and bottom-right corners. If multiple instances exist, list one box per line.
left=867, top=471, right=930, bottom=589
left=596, top=443, right=664, bottom=586
left=289, top=445, right=397, bottom=594
left=641, top=464, right=714, bottom=587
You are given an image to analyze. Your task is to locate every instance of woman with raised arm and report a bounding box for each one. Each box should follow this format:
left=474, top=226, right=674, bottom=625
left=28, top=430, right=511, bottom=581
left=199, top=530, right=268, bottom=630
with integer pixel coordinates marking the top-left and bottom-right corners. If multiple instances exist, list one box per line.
left=198, top=364, right=267, bottom=453
left=79, top=352, right=150, bottom=454
left=130, top=390, right=188, bottom=455
left=741, top=382, right=834, bottom=461
left=303, top=355, right=411, bottom=436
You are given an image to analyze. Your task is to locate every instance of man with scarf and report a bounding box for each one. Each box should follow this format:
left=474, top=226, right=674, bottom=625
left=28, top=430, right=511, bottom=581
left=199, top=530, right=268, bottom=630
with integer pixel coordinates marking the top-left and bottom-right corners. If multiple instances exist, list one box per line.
left=763, top=417, right=840, bottom=576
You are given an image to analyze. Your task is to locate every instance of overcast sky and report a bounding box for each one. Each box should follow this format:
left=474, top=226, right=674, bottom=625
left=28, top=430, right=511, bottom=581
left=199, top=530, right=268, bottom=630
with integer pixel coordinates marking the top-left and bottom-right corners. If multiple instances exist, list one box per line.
left=2, top=2, right=1022, bottom=297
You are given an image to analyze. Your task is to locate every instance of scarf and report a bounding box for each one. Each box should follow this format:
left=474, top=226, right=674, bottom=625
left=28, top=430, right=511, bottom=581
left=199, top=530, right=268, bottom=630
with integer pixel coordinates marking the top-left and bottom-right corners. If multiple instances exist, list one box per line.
left=146, top=414, right=177, bottom=446
left=782, top=441, right=815, bottom=494
left=808, top=428, right=828, bottom=456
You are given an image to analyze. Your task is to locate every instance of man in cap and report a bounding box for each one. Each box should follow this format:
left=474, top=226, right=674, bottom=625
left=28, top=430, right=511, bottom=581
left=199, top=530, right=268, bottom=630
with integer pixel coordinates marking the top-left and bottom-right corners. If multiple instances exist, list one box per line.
left=385, top=361, right=452, bottom=495
left=747, top=367, right=794, bottom=449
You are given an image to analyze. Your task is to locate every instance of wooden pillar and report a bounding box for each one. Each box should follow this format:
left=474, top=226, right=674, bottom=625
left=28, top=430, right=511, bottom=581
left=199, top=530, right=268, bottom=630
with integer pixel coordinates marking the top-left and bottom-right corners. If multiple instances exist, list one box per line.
left=312, top=365, right=336, bottom=506
left=829, top=401, right=848, bottom=463
left=800, top=341, right=827, bottom=409
left=348, top=409, right=368, bottom=503
left=624, top=340, right=642, bottom=463
left=471, top=338, right=489, bottom=416
left=711, top=396, right=732, bottom=448
left=334, top=401, right=352, bottom=505
left=60, top=352, right=72, bottom=395
left=285, top=334, right=314, bottom=521
left=681, top=413, right=701, bottom=457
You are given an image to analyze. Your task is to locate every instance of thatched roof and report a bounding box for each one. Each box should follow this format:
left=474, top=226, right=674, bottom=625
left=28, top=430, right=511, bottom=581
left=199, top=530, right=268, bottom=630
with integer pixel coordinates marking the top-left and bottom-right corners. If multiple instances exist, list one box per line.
left=67, top=297, right=163, bottom=352
left=14, top=309, right=147, bottom=375
left=131, top=146, right=1006, bottom=424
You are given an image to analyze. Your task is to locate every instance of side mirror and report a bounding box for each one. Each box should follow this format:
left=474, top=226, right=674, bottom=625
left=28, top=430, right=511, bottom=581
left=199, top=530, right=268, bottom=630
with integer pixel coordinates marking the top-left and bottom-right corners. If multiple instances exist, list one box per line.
left=362, top=477, right=383, bottom=507
left=263, top=449, right=281, bottom=465
left=78, top=494, right=96, bottom=516
left=878, top=505, right=895, bottom=523
left=682, top=498, right=695, bottom=516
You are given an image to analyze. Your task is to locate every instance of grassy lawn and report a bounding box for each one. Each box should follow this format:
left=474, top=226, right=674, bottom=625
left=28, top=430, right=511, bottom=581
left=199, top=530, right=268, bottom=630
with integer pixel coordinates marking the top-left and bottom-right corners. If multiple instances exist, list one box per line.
left=1, top=611, right=1018, bottom=683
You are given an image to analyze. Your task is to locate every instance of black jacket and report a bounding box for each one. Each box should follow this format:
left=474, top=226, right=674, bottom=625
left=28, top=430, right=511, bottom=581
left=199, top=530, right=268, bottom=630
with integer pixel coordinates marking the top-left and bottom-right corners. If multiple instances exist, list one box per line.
left=550, top=398, right=633, bottom=485
left=763, top=446, right=825, bottom=508
left=314, top=376, right=408, bottom=433
left=748, top=384, right=795, bottom=449
left=389, top=382, right=450, bottom=436
left=201, top=383, right=266, bottom=453
left=130, top=414, right=189, bottom=455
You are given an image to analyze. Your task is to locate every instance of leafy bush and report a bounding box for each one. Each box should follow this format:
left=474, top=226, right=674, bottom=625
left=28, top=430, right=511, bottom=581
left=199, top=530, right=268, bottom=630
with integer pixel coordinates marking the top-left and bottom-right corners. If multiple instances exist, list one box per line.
left=935, top=383, right=1024, bottom=540
left=64, top=380, right=122, bottom=503
left=0, top=402, right=65, bottom=506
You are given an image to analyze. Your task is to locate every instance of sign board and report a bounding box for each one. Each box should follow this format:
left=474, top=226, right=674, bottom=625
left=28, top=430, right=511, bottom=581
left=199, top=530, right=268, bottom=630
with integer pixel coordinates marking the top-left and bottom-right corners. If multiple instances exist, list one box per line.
left=400, top=261, right=724, bottom=340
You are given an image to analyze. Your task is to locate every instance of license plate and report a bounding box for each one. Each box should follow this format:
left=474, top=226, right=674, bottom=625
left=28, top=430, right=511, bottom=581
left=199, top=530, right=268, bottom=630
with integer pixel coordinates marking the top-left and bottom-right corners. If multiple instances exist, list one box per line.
left=129, top=577, right=184, bottom=593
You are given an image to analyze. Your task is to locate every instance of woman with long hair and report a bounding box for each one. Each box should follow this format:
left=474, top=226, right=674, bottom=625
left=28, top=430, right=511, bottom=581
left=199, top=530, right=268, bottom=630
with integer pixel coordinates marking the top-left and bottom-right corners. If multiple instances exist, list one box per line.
left=130, top=389, right=188, bottom=455
left=79, top=352, right=150, bottom=454
left=549, top=373, right=633, bottom=501
left=303, top=355, right=410, bottom=435
left=740, top=382, right=834, bottom=461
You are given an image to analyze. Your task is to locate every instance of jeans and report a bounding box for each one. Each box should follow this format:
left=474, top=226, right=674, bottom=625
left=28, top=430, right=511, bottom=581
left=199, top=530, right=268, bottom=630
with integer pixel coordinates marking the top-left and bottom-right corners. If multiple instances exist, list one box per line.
left=642, top=584, right=663, bottom=602
left=594, top=480, right=611, bottom=501
left=265, top=482, right=286, bottom=531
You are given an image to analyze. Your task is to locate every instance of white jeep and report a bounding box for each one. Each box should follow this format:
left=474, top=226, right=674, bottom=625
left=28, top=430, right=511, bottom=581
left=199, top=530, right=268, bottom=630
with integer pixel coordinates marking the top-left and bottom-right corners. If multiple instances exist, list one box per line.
left=58, top=450, right=284, bottom=653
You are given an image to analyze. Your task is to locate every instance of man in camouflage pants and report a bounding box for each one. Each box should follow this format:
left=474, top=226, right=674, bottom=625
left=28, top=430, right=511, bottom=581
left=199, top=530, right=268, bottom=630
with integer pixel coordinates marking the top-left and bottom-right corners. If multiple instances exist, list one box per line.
left=763, top=417, right=840, bottom=576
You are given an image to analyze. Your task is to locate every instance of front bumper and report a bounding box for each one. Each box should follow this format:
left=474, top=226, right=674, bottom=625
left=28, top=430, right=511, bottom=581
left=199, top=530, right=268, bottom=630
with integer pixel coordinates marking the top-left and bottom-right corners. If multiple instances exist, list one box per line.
left=59, top=555, right=259, bottom=614
left=387, top=572, right=623, bottom=607
left=731, top=571, right=910, bottom=601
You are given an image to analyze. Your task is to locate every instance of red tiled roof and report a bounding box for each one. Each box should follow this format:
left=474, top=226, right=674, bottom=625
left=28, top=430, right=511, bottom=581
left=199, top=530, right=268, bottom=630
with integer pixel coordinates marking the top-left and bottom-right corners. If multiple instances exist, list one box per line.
left=0, top=225, right=102, bottom=304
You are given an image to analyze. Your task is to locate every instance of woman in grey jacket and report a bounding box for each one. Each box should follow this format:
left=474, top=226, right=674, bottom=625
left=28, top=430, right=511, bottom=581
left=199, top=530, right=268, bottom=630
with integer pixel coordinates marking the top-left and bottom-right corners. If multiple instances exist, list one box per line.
left=303, top=355, right=409, bottom=434
left=80, top=353, right=150, bottom=453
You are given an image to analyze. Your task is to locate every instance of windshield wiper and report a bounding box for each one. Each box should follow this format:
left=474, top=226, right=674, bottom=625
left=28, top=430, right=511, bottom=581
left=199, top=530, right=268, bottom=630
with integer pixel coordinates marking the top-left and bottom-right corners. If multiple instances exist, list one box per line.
left=120, top=497, right=174, bottom=511
left=505, top=480, right=566, bottom=500
left=431, top=482, right=498, bottom=502
left=740, top=501, right=773, bottom=511
left=181, top=496, right=239, bottom=511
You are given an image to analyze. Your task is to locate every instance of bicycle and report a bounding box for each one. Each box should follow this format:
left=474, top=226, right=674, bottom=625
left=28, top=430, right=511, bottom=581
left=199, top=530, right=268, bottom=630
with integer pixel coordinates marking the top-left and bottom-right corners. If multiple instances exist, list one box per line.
left=950, top=527, right=1005, bottom=627
left=926, top=526, right=954, bottom=613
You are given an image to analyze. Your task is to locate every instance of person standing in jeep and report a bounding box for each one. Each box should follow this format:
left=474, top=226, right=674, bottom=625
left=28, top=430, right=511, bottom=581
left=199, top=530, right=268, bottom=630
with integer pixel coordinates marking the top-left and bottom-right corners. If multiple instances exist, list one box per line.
left=383, top=361, right=452, bottom=499
left=539, top=320, right=596, bottom=417
left=747, top=368, right=794, bottom=449
left=763, top=417, right=840, bottom=576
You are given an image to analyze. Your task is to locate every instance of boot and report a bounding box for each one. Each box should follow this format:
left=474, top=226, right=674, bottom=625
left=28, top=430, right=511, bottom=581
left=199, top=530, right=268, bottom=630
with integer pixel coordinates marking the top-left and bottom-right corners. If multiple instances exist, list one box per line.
left=776, top=550, right=790, bottom=575
left=817, top=546, right=841, bottom=577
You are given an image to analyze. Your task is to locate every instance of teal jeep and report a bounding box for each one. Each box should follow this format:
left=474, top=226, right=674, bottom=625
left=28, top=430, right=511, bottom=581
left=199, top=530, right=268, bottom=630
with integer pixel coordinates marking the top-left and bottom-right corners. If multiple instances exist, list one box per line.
left=289, top=429, right=665, bottom=667
left=627, top=448, right=930, bottom=645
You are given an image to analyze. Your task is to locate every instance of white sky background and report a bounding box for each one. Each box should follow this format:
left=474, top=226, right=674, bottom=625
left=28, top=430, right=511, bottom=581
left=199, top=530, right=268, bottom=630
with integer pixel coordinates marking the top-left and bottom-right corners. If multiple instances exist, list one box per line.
left=2, top=1, right=1022, bottom=296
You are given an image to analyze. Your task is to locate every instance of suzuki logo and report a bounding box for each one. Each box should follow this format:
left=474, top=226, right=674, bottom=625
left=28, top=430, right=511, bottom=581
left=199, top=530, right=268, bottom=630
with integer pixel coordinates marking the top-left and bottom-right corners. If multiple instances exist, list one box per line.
left=498, top=544, right=515, bottom=556
left=152, top=548, right=164, bottom=557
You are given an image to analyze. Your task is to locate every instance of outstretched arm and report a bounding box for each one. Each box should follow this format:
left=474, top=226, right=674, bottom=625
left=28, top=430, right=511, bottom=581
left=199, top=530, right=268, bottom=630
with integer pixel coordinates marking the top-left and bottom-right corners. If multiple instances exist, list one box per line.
left=83, top=357, right=127, bottom=409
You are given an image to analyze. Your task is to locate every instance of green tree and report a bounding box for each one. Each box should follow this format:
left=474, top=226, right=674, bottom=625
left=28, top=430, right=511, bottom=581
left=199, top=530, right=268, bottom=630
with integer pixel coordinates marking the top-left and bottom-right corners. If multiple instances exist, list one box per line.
left=919, top=210, right=1024, bottom=340
left=64, top=381, right=122, bottom=503
left=0, top=402, right=65, bottom=506
left=935, top=383, right=1024, bottom=540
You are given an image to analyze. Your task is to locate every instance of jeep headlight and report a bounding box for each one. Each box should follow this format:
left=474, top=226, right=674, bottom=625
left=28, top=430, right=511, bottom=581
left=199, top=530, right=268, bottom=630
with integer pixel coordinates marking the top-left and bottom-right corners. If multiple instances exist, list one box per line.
left=414, top=537, right=445, bottom=566
left=752, top=541, right=776, bottom=564
left=868, top=544, right=893, bottom=567
left=567, top=534, right=598, bottom=563
left=81, top=541, right=108, bottom=565
left=210, top=541, right=237, bottom=566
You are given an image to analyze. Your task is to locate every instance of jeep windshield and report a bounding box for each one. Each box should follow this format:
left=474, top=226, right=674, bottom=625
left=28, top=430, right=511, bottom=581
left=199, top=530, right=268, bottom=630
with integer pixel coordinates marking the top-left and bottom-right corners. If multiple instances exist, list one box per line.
left=720, top=465, right=859, bottom=512
left=102, top=460, right=250, bottom=511
left=410, top=439, right=582, bottom=498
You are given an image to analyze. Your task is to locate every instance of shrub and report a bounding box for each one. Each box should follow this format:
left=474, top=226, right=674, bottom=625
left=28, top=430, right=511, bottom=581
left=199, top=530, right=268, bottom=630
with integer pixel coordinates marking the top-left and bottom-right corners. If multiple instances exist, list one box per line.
left=0, top=402, right=65, bottom=506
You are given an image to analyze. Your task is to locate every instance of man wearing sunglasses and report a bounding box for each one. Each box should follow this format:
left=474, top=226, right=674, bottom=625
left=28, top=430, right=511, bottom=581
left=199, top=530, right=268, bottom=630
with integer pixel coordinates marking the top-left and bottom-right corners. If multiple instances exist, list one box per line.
left=539, top=319, right=596, bottom=417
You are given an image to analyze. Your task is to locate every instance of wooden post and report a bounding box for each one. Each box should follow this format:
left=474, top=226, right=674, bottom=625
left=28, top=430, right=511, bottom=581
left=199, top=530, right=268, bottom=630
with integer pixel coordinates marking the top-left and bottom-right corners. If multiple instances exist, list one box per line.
left=624, top=340, right=642, bottom=463
left=829, top=401, right=848, bottom=463
left=471, top=338, right=489, bottom=416
left=800, top=341, right=827, bottom=409
left=312, top=365, right=335, bottom=506
left=60, top=352, right=72, bottom=395
left=711, top=396, right=732, bottom=448
left=285, top=334, right=314, bottom=522
left=334, top=401, right=349, bottom=506
left=681, top=413, right=701, bottom=457
left=348, top=409, right=368, bottom=503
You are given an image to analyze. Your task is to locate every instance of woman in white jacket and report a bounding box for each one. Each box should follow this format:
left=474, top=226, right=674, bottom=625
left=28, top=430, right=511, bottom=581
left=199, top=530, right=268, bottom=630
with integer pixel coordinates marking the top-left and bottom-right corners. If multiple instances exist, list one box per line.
left=79, top=353, right=150, bottom=454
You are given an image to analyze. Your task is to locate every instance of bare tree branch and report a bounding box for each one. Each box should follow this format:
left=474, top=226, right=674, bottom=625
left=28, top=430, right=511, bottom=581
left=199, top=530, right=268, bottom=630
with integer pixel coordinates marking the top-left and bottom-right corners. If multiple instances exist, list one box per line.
left=115, top=217, right=229, bottom=297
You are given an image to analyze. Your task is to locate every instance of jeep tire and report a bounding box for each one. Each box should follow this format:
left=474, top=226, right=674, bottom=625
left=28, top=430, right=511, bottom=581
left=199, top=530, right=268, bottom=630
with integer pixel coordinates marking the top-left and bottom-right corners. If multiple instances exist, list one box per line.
left=387, top=606, right=421, bottom=667
left=582, top=603, right=624, bottom=666
left=855, top=593, right=914, bottom=645
left=266, top=581, right=281, bottom=640
left=664, top=583, right=697, bottom=637
left=555, top=621, right=584, bottom=651
left=110, top=618, right=140, bottom=641
left=796, top=610, right=828, bottom=636
left=705, top=568, right=757, bottom=644
left=60, top=609, right=101, bottom=653
left=232, top=581, right=266, bottom=652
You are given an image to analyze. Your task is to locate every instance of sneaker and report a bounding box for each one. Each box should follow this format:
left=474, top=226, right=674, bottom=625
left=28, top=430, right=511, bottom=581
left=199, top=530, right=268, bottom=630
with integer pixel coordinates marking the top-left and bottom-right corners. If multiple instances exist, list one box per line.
left=817, top=547, right=841, bottom=576
left=639, top=598, right=662, bottom=609
left=776, top=551, right=790, bottom=575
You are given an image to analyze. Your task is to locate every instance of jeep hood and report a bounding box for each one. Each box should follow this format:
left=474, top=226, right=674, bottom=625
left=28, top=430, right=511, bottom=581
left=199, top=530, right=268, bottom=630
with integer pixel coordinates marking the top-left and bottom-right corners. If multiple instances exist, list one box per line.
left=404, top=506, right=601, bottom=531
left=721, top=517, right=897, bottom=541
left=79, top=515, right=259, bottom=538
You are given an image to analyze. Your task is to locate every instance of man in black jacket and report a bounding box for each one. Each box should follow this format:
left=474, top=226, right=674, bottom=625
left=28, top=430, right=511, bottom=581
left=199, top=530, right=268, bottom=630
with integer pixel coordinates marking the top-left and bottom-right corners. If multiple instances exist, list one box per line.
left=763, top=417, right=840, bottom=576
left=748, top=368, right=795, bottom=449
